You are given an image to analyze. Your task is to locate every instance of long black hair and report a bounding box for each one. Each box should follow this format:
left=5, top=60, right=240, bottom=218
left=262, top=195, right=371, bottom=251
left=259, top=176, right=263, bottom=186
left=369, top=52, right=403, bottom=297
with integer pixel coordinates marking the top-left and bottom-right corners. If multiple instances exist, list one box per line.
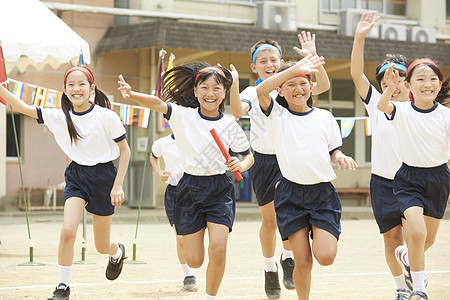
left=275, top=61, right=313, bottom=109
left=162, top=62, right=233, bottom=112
left=375, top=54, right=409, bottom=89
left=405, top=58, right=450, bottom=106
left=62, top=65, right=111, bottom=143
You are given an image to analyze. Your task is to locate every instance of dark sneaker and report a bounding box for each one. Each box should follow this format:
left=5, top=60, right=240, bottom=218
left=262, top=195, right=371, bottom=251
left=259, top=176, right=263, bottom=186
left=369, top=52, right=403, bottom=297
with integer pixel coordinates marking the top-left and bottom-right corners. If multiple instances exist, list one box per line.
left=47, top=283, right=70, bottom=300
left=395, top=289, right=410, bottom=300
left=280, top=255, right=295, bottom=290
left=182, top=275, right=198, bottom=292
left=395, top=246, right=413, bottom=291
left=264, top=265, right=281, bottom=299
left=106, top=242, right=127, bottom=280
left=409, top=291, right=428, bottom=300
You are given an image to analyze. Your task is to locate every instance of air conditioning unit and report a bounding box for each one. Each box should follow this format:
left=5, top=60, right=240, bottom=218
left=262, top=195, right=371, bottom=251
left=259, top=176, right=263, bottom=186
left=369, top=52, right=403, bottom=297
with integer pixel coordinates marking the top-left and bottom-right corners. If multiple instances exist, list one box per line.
left=257, top=1, right=297, bottom=31
left=408, top=26, right=436, bottom=43
left=339, top=9, right=379, bottom=38
left=380, top=23, right=407, bottom=41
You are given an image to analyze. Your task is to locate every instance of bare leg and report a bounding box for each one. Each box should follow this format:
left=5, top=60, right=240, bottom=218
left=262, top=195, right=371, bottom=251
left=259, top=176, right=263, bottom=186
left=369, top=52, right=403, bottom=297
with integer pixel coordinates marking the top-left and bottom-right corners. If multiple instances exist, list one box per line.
left=288, top=227, right=312, bottom=300
left=58, top=197, right=85, bottom=266
left=205, top=222, right=229, bottom=296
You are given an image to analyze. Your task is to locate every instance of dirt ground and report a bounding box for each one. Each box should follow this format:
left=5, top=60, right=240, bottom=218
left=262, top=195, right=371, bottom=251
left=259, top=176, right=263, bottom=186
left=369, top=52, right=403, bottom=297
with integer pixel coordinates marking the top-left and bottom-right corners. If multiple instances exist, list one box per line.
left=1, top=215, right=450, bottom=299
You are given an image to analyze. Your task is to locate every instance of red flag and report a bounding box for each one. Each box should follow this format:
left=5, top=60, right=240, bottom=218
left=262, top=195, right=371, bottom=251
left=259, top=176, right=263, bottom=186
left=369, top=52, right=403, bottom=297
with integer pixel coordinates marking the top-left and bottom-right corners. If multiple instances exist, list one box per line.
left=0, top=43, right=8, bottom=105
left=156, top=53, right=164, bottom=99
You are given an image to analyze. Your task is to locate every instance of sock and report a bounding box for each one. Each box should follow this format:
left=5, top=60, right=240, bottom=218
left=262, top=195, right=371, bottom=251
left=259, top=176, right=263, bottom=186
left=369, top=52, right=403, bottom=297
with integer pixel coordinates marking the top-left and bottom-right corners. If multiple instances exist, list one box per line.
left=411, top=270, right=426, bottom=292
left=394, top=274, right=408, bottom=290
left=111, top=244, right=122, bottom=261
left=57, top=264, right=72, bottom=287
left=204, top=293, right=216, bottom=300
left=180, top=263, right=193, bottom=276
left=263, top=255, right=277, bottom=272
left=281, top=248, right=294, bottom=261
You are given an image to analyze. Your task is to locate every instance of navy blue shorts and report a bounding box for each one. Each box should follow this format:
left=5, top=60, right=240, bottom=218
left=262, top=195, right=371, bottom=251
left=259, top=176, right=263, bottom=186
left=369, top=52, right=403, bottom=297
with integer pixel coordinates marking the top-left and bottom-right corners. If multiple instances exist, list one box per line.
left=165, top=184, right=177, bottom=226
left=274, top=177, right=341, bottom=241
left=370, top=174, right=402, bottom=234
left=394, top=163, right=450, bottom=219
left=174, top=173, right=235, bottom=235
left=64, top=161, right=117, bottom=216
left=251, top=152, right=283, bottom=207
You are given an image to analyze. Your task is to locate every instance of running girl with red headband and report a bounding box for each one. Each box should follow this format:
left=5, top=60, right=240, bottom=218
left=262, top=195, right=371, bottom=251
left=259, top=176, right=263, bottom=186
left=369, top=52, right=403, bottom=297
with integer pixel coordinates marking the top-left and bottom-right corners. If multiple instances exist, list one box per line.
left=350, top=12, right=414, bottom=299
left=118, top=62, right=254, bottom=300
left=377, top=60, right=450, bottom=300
left=0, top=65, right=131, bottom=300
left=256, top=52, right=357, bottom=300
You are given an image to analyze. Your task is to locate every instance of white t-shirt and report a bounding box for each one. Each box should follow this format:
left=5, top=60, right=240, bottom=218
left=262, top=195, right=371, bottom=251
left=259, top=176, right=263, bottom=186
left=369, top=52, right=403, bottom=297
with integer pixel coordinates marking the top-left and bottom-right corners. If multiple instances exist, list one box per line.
left=165, top=103, right=251, bottom=176
left=240, top=86, right=278, bottom=154
left=36, top=104, right=126, bottom=166
left=151, top=134, right=184, bottom=186
left=388, top=101, right=450, bottom=167
left=263, top=99, right=342, bottom=185
left=363, top=85, right=402, bottom=179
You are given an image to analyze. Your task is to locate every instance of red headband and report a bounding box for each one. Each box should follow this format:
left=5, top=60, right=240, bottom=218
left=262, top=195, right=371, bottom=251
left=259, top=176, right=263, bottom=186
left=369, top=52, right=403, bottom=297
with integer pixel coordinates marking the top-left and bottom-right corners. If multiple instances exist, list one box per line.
left=279, top=74, right=311, bottom=88
left=195, top=66, right=226, bottom=83
left=406, top=59, right=438, bottom=77
left=64, top=66, right=94, bottom=85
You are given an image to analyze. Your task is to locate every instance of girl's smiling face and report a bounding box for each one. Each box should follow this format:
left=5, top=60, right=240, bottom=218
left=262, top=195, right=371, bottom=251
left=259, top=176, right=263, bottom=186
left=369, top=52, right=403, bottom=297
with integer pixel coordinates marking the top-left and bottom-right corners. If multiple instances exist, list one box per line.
left=406, top=65, right=442, bottom=105
left=64, top=70, right=94, bottom=112
left=277, top=76, right=312, bottom=112
left=194, top=76, right=226, bottom=118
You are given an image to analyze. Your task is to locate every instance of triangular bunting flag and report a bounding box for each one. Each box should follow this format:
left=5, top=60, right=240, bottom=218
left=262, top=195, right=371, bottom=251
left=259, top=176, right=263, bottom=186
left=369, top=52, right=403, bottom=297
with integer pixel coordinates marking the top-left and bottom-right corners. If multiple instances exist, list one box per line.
left=365, top=117, right=372, bottom=136
left=13, top=81, right=28, bottom=101
left=340, top=118, right=355, bottom=138
left=138, top=108, right=151, bottom=128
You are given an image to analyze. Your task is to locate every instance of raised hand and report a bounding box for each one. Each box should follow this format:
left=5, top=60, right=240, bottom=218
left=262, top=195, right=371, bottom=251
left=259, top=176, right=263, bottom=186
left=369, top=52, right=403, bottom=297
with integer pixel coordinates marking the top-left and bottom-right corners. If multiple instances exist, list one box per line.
left=298, top=31, right=317, bottom=56
left=293, top=53, right=325, bottom=75
left=383, top=64, right=400, bottom=90
left=355, top=12, right=380, bottom=38
left=229, top=64, right=239, bottom=84
left=118, top=74, right=132, bottom=99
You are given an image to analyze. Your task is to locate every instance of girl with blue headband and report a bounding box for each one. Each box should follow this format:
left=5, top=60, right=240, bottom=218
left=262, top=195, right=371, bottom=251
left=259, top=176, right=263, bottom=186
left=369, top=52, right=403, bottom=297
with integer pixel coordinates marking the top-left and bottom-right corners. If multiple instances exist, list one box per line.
left=229, top=32, right=330, bottom=299
left=350, top=12, right=414, bottom=300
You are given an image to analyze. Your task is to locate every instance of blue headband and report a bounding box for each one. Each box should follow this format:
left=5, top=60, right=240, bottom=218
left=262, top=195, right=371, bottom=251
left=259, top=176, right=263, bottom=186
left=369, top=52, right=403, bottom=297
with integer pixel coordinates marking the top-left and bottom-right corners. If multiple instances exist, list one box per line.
left=252, top=44, right=281, bottom=64
left=377, top=63, right=408, bottom=75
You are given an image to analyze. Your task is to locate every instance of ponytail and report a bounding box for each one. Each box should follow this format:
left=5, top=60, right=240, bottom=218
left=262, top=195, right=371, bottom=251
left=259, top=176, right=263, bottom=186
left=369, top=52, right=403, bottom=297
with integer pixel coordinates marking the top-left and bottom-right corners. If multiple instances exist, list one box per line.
left=436, top=77, right=450, bottom=107
left=61, top=93, right=81, bottom=143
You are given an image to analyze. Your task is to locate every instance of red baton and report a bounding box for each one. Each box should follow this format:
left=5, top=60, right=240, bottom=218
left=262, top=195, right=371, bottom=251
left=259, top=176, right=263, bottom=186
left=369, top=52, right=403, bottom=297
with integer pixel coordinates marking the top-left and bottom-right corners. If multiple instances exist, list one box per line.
left=210, top=128, right=243, bottom=181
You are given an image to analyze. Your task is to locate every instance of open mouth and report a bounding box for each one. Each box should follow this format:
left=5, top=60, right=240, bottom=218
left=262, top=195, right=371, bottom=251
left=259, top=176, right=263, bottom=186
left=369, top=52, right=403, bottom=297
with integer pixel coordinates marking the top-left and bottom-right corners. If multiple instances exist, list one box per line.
left=204, top=99, right=216, bottom=103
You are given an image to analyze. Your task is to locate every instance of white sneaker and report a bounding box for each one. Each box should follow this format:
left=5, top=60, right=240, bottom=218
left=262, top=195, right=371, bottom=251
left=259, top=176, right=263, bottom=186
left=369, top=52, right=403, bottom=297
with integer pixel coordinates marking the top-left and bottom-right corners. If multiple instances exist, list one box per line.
left=395, top=246, right=413, bottom=291
left=395, top=289, right=410, bottom=300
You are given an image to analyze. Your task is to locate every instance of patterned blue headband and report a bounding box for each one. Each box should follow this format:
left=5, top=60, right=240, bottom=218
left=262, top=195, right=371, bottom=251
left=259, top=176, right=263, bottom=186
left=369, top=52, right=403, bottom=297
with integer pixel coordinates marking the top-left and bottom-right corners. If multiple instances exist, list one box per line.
left=377, top=63, right=408, bottom=75
left=252, top=44, right=281, bottom=64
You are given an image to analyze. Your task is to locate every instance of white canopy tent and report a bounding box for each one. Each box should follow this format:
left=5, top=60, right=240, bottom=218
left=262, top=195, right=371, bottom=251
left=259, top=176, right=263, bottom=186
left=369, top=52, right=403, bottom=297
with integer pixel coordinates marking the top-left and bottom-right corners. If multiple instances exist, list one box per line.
left=0, top=0, right=91, bottom=73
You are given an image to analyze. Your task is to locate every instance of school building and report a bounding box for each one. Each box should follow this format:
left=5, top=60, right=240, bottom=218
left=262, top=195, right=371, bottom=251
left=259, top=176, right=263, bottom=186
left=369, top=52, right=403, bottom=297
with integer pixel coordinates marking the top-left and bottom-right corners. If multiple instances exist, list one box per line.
left=1, top=0, right=450, bottom=210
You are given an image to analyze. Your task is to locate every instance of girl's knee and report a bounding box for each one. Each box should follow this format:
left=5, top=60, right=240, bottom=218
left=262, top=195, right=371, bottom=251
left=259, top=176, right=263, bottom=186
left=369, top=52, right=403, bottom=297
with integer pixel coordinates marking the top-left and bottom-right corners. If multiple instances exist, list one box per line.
left=186, top=254, right=204, bottom=268
left=294, top=257, right=313, bottom=274
left=95, top=241, right=112, bottom=254
left=261, top=217, right=277, bottom=232
left=60, top=227, right=77, bottom=244
left=314, top=250, right=336, bottom=266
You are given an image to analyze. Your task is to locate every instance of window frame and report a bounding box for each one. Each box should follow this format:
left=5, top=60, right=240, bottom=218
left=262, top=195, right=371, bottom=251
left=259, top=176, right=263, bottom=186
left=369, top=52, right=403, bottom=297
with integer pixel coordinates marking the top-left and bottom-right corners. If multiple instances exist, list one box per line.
left=321, top=0, right=407, bottom=16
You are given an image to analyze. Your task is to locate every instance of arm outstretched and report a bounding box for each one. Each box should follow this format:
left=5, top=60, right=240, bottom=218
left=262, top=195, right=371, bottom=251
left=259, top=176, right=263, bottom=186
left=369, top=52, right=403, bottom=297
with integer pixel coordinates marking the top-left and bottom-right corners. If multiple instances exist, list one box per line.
left=118, top=74, right=168, bottom=114
left=350, top=12, right=380, bottom=98
left=0, top=83, right=38, bottom=118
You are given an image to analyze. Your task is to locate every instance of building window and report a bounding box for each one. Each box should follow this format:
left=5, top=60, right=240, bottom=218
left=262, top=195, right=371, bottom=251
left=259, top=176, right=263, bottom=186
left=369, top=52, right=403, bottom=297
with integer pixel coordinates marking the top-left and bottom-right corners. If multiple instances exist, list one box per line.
left=322, top=0, right=406, bottom=16
left=447, top=0, right=450, bottom=20
left=7, top=113, right=22, bottom=157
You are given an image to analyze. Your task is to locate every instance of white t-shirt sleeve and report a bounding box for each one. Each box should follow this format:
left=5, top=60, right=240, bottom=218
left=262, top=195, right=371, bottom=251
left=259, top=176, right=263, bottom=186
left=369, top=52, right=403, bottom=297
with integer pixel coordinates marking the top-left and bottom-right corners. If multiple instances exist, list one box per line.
left=37, top=107, right=66, bottom=132
left=105, top=109, right=127, bottom=142
left=327, top=110, right=342, bottom=152
left=240, top=86, right=254, bottom=111
left=151, top=139, right=162, bottom=158
left=229, top=122, right=251, bottom=154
